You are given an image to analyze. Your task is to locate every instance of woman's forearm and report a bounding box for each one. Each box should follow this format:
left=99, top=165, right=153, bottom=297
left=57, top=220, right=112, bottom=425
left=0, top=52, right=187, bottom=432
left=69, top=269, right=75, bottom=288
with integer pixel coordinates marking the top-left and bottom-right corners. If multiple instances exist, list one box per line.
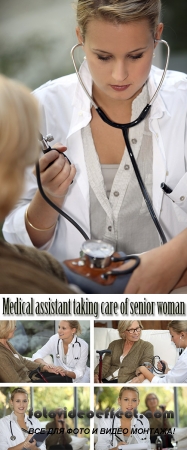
left=138, top=366, right=154, bottom=382
left=125, top=228, right=187, bottom=294
left=25, top=190, right=61, bottom=247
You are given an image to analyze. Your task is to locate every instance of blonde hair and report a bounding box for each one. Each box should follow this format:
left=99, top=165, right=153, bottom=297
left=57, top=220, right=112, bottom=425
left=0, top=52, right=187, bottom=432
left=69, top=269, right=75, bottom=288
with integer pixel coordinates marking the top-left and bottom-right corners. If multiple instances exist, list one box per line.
left=119, top=386, right=139, bottom=399
left=0, top=74, right=40, bottom=219
left=61, top=320, right=81, bottom=334
left=118, top=320, right=143, bottom=339
left=11, top=388, right=28, bottom=401
left=76, top=0, right=161, bottom=39
left=168, top=321, right=187, bottom=334
left=0, top=320, right=16, bottom=339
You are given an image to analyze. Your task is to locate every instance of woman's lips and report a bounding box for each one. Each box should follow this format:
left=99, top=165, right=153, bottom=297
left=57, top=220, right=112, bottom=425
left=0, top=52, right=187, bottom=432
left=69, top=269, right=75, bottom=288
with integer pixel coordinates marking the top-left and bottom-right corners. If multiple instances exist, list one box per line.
left=110, top=84, right=130, bottom=91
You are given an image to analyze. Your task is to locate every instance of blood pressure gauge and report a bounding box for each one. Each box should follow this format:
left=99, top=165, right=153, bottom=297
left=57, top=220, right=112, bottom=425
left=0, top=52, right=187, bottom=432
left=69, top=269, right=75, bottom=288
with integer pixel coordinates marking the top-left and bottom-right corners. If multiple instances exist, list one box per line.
left=81, top=240, right=114, bottom=269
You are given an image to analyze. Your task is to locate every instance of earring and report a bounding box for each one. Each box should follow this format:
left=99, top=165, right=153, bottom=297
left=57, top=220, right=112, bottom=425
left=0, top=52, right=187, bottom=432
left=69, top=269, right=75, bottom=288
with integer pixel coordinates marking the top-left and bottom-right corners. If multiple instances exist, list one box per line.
left=153, top=52, right=155, bottom=58
left=84, top=56, right=87, bottom=60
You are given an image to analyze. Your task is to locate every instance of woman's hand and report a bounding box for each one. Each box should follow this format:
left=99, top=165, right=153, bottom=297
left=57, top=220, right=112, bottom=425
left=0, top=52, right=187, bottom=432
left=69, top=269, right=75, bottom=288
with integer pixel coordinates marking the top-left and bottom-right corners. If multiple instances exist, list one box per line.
left=94, top=374, right=100, bottom=383
left=54, top=414, right=66, bottom=431
left=34, top=143, right=76, bottom=200
left=157, top=359, right=168, bottom=373
left=123, top=230, right=187, bottom=294
left=23, top=434, right=38, bottom=450
left=42, top=364, right=64, bottom=375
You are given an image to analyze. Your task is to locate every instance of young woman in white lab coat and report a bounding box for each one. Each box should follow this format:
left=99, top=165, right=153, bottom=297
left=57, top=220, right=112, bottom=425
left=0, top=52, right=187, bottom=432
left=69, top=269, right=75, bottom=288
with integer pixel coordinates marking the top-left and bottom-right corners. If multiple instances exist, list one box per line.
left=0, top=388, right=46, bottom=450
left=136, top=321, right=187, bottom=383
left=32, top=320, right=90, bottom=383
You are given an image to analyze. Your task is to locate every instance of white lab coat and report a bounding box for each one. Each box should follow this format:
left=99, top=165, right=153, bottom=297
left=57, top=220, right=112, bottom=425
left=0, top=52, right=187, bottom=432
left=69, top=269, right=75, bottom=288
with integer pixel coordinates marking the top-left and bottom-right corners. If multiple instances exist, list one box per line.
left=32, top=333, right=90, bottom=383
left=3, top=62, right=187, bottom=262
left=95, top=412, right=151, bottom=450
left=152, top=347, right=187, bottom=383
left=0, top=412, right=46, bottom=450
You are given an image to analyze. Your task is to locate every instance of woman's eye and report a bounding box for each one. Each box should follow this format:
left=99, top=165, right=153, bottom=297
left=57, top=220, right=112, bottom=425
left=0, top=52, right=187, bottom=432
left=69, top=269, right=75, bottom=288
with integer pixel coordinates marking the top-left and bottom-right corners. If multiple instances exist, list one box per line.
left=97, top=55, right=111, bottom=61
left=129, top=53, right=143, bottom=60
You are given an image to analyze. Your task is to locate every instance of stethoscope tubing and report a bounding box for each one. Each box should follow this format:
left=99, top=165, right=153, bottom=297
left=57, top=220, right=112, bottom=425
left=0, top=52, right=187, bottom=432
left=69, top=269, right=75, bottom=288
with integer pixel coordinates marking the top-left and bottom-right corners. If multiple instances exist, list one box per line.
left=56, top=336, right=81, bottom=360
left=36, top=38, right=170, bottom=278
left=10, top=417, right=33, bottom=440
left=70, top=40, right=170, bottom=245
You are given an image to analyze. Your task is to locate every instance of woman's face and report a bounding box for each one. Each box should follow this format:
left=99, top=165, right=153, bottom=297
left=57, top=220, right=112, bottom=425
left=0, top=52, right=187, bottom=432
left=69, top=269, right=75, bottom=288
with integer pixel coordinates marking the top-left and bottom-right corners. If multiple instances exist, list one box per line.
left=123, top=320, right=141, bottom=343
left=77, top=18, right=163, bottom=105
left=11, top=393, right=28, bottom=415
left=118, top=389, right=139, bottom=413
left=58, top=321, right=76, bottom=341
left=146, top=394, right=158, bottom=409
left=169, top=328, right=184, bottom=348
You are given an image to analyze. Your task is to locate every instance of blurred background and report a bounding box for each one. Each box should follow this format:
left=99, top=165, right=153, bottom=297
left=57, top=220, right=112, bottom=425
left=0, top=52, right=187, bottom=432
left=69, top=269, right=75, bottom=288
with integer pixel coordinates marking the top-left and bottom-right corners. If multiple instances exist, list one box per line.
left=0, top=0, right=187, bottom=91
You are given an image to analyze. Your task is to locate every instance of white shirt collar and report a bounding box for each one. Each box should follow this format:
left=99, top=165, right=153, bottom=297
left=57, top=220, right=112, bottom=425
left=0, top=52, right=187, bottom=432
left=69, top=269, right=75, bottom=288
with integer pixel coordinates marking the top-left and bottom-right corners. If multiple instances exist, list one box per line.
left=68, top=61, right=170, bottom=139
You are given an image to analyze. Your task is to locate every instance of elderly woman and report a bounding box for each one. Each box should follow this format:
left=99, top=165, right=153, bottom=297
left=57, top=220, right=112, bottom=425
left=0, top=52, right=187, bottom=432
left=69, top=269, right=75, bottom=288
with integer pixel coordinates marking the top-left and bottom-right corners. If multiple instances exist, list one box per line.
left=0, top=321, right=73, bottom=383
left=142, top=393, right=172, bottom=448
left=32, top=320, right=90, bottom=383
left=94, top=320, right=153, bottom=383
left=137, top=320, right=187, bottom=383
left=0, top=74, right=75, bottom=294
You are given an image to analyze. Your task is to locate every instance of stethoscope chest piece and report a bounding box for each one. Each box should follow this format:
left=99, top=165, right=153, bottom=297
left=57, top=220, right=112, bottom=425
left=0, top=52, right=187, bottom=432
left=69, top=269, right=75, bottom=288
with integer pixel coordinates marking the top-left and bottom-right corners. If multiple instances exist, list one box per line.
left=81, top=240, right=114, bottom=268
left=10, top=436, right=16, bottom=441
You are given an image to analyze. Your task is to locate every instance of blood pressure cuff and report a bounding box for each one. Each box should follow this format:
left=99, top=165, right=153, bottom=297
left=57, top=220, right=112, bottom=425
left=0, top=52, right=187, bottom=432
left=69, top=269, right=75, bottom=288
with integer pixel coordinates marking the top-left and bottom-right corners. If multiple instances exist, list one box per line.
left=62, top=262, right=132, bottom=294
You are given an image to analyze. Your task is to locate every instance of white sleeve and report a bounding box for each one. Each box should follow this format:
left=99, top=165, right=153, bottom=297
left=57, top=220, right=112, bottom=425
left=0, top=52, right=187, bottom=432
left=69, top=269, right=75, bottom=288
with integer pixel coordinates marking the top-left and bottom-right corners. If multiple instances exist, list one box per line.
left=95, top=417, right=113, bottom=450
left=32, top=335, right=56, bottom=361
left=0, top=420, right=10, bottom=450
left=151, top=353, right=187, bottom=383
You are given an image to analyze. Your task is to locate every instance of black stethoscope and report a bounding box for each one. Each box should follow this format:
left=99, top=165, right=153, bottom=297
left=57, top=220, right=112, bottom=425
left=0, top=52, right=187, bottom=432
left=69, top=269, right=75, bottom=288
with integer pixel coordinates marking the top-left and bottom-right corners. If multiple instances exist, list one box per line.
left=36, top=38, right=170, bottom=274
left=110, top=411, right=147, bottom=447
left=71, top=40, right=170, bottom=245
left=56, top=336, right=81, bottom=360
left=10, top=418, right=33, bottom=441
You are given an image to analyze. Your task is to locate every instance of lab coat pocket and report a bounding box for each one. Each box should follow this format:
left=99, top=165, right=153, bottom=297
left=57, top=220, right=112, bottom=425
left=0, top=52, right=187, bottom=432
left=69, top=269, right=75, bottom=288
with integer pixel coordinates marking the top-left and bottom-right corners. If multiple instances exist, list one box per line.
left=139, top=173, right=153, bottom=215
left=167, top=173, right=187, bottom=221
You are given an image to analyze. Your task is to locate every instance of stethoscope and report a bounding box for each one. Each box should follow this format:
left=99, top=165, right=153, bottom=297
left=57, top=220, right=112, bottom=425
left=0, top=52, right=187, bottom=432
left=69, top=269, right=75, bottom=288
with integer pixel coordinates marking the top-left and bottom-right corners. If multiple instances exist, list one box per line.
left=37, top=38, right=170, bottom=273
left=10, top=417, right=33, bottom=441
left=110, top=410, right=147, bottom=446
left=71, top=40, right=170, bottom=245
left=56, top=335, right=81, bottom=360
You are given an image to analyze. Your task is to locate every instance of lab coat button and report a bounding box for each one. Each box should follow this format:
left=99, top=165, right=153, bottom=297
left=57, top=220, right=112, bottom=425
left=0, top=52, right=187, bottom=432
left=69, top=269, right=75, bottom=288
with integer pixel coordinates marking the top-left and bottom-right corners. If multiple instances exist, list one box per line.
left=124, top=164, right=130, bottom=170
left=180, top=196, right=185, bottom=201
left=114, top=191, right=119, bottom=197
left=108, top=226, right=112, bottom=231
left=131, top=138, right=137, bottom=144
